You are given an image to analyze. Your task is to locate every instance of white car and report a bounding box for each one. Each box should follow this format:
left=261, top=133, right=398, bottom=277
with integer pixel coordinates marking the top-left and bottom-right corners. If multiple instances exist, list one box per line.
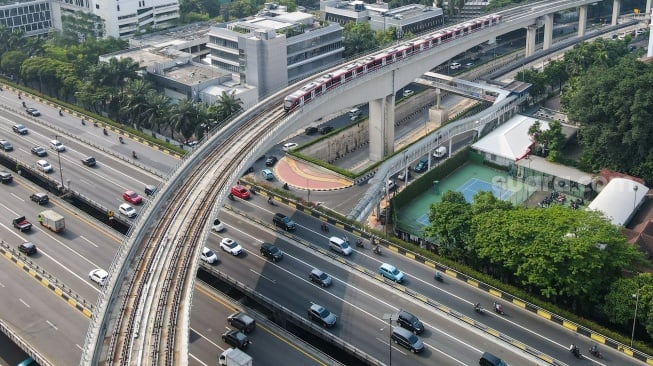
left=282, top=142, right=298, bottom=152
left=200, top=247, right=218, bottom=264
left=36, top=160, right=53, bottom=173
left=220, top=237, right=243, bottom=256
left=118, top=203, right=137, bottom=218
left=402, top=89, right=414, bottom=97
left=89, top=268, right=108, bottom=286
left=212, top=218, right=225, bottom=232
left=49, top=139, right=65, bottom=152
left=450, top=62, right=461, bottom=70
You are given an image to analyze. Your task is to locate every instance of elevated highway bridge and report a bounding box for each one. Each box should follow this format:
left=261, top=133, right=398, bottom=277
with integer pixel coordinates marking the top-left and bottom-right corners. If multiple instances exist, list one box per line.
left=80, top=0, right=631, bottom=364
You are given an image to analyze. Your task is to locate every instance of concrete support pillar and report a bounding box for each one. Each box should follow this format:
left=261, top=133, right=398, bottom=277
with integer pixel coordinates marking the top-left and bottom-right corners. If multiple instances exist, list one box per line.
left=647, top=0, right=652, bottom=21
left=542, top=14, right=554, bottom=50
left=435, top=88, right=441, bottom=109
left=648, top=22, right=653, bottom=57
left=612, top=0, right=621, bottom=26
left=368, top=94, right=395, bottom=162
left=525, top=25, right=537, bottom=57
left=578, top=5, right=588, bottom=37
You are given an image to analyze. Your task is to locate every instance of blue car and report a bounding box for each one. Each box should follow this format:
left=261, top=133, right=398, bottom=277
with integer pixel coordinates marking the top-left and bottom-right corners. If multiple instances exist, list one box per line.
left=261, top=169, right=274, bottom=180
left=378, top=263, right=405, bottom=283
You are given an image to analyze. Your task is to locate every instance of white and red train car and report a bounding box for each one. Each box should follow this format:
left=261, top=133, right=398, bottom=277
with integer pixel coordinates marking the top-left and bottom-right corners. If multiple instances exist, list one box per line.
left=283, top=14, right=502, bottom=112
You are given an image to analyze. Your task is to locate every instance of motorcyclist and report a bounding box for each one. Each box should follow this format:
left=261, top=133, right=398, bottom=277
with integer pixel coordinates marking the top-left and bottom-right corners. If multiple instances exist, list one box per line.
left=119, top=136, right=124, bottom=143
left=268, top=197, right=273, bottom=205
left=474, top=303, right=482, bottom=311
left=132, top=151, right=137, bottom=159
left=103, top=128, right=108, bottom=135
left=435, top=271, right=443, bottom=281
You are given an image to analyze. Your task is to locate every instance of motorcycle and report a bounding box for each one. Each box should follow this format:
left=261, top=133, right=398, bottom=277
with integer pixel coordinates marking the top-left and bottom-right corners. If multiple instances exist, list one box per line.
left=103, top=128, right=108, bottom=136
left=355, top=239, right=364, bottom=248
left=283, top=183, right=289, bottom=190
left=589, top=345, right=603, bottom=359
left=493, top=302, right=505, bottom=315
left=228, top=193, right=235, bottom=201
left=267, top=197, right=275, bottom=206
left=373, top=245, right=382, bottom=255
left=320, top=222, right=329, bottom=232
left=119, top=136, right=124, bottom=144
left=59, top=109, right=64, bottom=116
left=434, top=272, right=444, bottom=282
left=81, top=119, right=86, bottom=126
left=570, top=345, right=582, bottom=359
left=474, top=303, right=483, bottom=314
left=132, top=151, right=137, bottom=159
left=21, top=101, right=26, bottom=107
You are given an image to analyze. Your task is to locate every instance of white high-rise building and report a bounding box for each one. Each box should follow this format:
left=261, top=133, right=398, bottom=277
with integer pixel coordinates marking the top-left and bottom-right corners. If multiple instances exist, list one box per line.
left=53, top=0, right=179, bottom=38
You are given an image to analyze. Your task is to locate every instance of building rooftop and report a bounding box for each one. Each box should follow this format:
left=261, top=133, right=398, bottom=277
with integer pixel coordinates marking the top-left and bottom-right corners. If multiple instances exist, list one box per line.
left=164, top=63, right=228, bottom=85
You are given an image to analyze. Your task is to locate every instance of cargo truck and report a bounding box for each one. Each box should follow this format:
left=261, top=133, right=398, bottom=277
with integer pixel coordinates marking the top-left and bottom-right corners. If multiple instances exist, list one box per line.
left=38, top=209, right=65, bottom=233
left=218, top=348, right=252, bottom=366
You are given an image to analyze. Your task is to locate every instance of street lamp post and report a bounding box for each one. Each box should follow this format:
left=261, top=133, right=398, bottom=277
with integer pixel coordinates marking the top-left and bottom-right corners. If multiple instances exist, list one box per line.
left=382, top=313, right=397, bottom=366
left=633, top=185, right=639, bottom=211
left=55, top=135, right=64, bottom=191
left=632, top=286, right=640, bottom=347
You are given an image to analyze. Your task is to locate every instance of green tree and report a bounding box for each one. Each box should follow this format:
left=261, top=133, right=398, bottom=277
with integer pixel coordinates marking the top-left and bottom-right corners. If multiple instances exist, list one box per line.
left=1, top=50, right=27, bottom=82
left=140, top=92, right=172, bottom=133
left=343, top=22, right=377, bottom=58
left=215, top=91, right=243, bottom=122
left=170, top=99, right=199, bottom=141
left=424, top=190, right=472, bottom=260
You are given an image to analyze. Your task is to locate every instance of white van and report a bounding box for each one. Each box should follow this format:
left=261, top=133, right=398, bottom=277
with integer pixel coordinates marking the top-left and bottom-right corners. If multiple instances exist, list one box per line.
left=329, top=236, right=352, bottom=255
left=433, top=146, right=447, bottom=158
left=348, top=107, right=361, bottom=118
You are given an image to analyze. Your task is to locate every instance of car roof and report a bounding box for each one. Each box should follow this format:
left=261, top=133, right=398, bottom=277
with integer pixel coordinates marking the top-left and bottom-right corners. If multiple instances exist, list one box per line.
left=119, top=203, right=132, bottom=209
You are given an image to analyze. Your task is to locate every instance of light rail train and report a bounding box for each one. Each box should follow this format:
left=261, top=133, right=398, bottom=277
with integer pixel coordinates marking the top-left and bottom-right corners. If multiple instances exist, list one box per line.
left=283, top=14, right=502, bottom=112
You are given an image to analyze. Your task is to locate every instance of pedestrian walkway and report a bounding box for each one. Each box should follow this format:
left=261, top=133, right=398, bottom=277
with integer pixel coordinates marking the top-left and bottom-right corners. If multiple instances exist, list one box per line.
left=274, top=157, right=352, bottom=191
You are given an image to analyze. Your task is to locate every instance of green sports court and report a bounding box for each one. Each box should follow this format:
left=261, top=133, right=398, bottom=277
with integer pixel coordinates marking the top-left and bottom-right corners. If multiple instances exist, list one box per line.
left=396, top=163, right=530, bottom=236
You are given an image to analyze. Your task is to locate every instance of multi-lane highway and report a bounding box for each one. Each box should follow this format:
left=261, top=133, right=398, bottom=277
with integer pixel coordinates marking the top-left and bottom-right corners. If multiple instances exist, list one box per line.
left=0, top=174, right=336, bottom=365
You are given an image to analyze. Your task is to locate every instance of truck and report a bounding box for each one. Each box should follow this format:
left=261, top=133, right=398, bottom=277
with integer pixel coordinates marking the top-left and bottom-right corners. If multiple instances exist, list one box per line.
left=12, top=216, right=32, bottom=232
left=38, top=210, right=65, bottom=233
left=218, top=348, right=252, bottom=366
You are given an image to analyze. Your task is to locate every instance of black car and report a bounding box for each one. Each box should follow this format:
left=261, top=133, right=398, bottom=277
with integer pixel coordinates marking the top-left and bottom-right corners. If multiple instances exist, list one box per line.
left=25, top=107, right=40, bottom=116
left=221, top=329, right=250, bottom=349
left=305, top=126, right=318, bottom=135
left=12, top=124, right=28, bottom=135
left=31, top=146, right=47, bottom=157
left=227, top=312, right=256, bottom=333
left=0, top=171, right=13, bottom=183
left=265, top=156, right=278, bottom=167
left=397, top=310, right=425, bottom=334
left=260, top=242, right=283, bottom=262
left=18, top=242, right=37, bottom=256
left=144, top=184, right=157, bottom=196
left=273, top=213, right=296, bottom=230
left=0, top=139, right=13, bottom=151
left=81, top=156, right=96, bottom=166
left=30, top=192, right=49, bottom=205
left=319, top=126, right=334, bottom=134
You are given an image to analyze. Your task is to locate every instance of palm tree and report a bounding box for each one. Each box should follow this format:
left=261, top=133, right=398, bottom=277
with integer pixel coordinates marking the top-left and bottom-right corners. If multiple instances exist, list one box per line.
left=215, top=91, right=243, bottom=122
left=140, top=92, right=172, bottom=133
left=119, top=79, right=154, bottom=127
left=169, top=99, right=198, bottom=141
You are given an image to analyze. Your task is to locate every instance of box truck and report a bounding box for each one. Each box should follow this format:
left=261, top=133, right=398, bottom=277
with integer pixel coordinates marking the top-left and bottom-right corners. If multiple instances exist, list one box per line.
left=219, top=348, right=252, bottom=366
left=38, top=210, right=65, bottom=233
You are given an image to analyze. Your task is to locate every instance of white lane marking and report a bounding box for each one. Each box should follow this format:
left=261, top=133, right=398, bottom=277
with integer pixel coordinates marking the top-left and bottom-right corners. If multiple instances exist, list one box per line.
left=215, top=212, right=469, bottom=365
left=191, top=327, right=225, bottom=350
left=76, top=344, right=83, bottom=351
left=189, top=353, right=207, bottom=365
left=249, top=269, right=276, bottom=283
left=10, top=192, right=24, bottom=201
left=45, top=320, right=58, bottom=330
left=80, top=235, right=99, bottom=248
left=19, top=298, right=31, bottom=308
left=375, top=337, right=407, bottom=355
left=0, top=281, right=5, bottom=287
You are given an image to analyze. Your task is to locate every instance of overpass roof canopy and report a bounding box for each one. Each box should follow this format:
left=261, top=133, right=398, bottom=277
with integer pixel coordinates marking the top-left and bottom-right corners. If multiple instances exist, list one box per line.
left=472, top=114, right=548, bottom=161
left=587, top=178, right=648, bottom=226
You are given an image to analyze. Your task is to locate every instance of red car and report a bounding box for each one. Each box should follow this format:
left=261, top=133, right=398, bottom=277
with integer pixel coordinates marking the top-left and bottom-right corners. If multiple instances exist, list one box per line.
left=122, top=190, right=143, bottom=204
left=230, top=185, right=250, bottom=199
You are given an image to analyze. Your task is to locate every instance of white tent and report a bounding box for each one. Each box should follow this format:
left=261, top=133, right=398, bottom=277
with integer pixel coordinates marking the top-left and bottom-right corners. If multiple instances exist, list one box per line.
left=587, top=178, right=648, bottom=226
left=472, top=115, right=548, bottom=166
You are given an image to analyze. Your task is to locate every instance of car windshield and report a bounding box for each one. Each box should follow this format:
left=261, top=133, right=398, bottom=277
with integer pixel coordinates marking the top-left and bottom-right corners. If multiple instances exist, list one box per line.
left=319, top=272, right=328, bottom=280
left=408, top=334, right=418, bottom=343
left=227, top=242, right=238, bottom=248
left=127, top=192, right=137, bottom=198
left=235, top=332, right=247, bottom=341
left=390, top=268, right=400, bottom=275
left=205, top=250, right=214, bottom=256
left=317, top=307, right=329, bottom=318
